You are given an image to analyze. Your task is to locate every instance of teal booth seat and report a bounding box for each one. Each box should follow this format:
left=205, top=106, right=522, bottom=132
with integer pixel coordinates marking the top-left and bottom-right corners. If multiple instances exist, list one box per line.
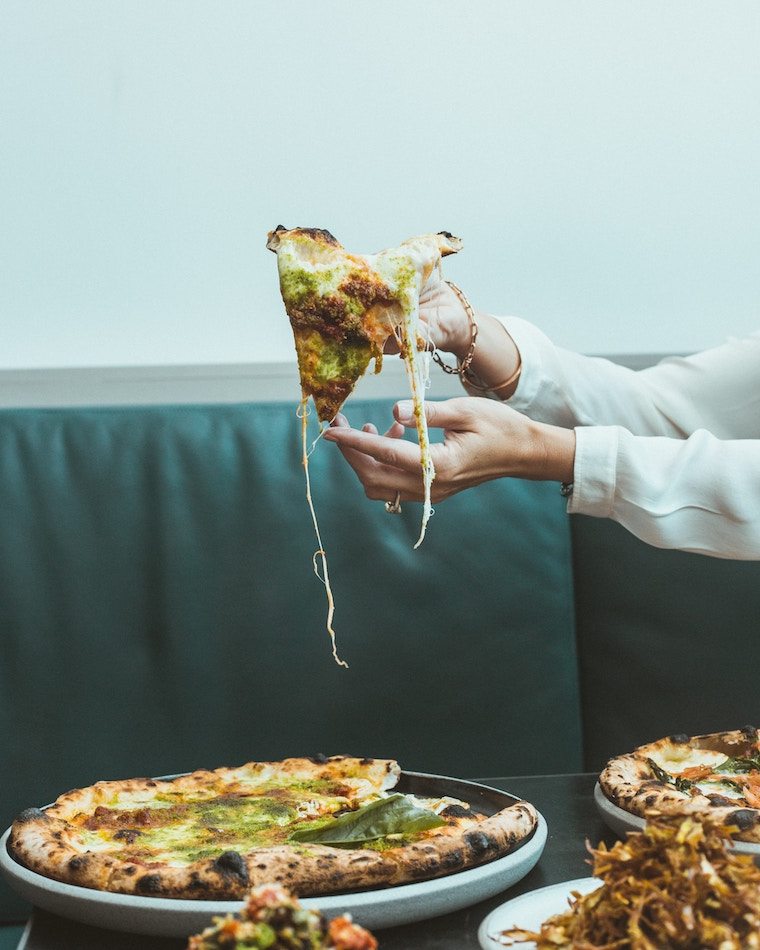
left=0, top=929, right=23, bottom=949
left=571, top=516, right=760, bottom=771
left=0, top=400, right=581, bottom=923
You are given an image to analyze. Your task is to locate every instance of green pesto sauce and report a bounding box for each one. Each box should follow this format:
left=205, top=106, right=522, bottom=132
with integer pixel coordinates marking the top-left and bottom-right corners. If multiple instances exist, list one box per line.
left=279, top=268, right=338, bottom=308
left=112, top=797, right=301, bottom=863
left=196, top=796, right=295, bottom=828
left=252, top=778, right=346, bottom=795
left=392, top=261, right=416, bottom=297
left=296, top=333, right=373, bottom=385
left=362, top=834, right=416, bottom=852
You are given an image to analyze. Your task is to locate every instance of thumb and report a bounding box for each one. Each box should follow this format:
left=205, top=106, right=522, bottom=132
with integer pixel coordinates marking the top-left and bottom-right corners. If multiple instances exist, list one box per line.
left=394, top=398, right=475, bottom=430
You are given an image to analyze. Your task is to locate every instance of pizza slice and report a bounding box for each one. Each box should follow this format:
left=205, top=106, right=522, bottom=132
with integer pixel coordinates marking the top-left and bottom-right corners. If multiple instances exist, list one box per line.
left=267, top=227, right=463, bottom=666
left=267, top=225, right=462, bottom=544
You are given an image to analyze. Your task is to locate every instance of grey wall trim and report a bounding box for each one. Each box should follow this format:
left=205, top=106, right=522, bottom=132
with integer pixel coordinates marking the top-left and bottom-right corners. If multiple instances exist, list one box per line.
left=0, top=353, right=677, bottom=409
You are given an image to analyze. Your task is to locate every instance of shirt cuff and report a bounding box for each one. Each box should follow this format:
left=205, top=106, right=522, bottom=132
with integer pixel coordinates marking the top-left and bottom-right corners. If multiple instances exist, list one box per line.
left=567, top=426, right=620, bottom=518
left=493, top=316, right=547, bottom=413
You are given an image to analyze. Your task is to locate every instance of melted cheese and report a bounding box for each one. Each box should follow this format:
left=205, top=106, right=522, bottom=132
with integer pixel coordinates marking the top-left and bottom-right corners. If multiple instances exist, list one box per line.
left=694, top=781, right=745, bottom=800
left=300, top=401, right=346, bottom=667
left=648, top=747, right=728, bottom=774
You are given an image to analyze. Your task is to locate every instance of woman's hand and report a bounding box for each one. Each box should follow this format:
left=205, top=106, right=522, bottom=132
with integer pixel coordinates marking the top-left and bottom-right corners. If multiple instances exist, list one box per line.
left=384, top=272, right=471, bottom=359
left=322, top=398, right=576, bottom=505
left=385, top=273, right=523, bottom=399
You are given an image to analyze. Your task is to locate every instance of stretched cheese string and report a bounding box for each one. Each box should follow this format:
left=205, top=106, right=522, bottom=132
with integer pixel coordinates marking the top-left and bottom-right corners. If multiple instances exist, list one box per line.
left=298, top=397, right=348, bottom=668
left=393, top=290, right=435, bottom=548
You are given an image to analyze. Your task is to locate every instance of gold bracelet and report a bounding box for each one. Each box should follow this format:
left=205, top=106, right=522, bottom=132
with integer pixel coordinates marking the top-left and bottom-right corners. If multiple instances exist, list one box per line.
left=468, top=357, right=522, bottom=397
left=431, top=281, right=478, bottom=378
left=432, top=281, right=522, bottom=397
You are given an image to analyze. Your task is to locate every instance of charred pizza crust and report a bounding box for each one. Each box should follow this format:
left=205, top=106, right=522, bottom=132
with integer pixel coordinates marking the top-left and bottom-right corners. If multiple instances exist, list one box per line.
left=600, top=726, right=760, bottom=842
left=9, top=755, right=537, bottom=898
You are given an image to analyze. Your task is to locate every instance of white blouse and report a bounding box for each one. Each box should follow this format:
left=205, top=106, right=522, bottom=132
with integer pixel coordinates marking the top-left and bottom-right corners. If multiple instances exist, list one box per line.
left=500, top=317, right=760, bottom=560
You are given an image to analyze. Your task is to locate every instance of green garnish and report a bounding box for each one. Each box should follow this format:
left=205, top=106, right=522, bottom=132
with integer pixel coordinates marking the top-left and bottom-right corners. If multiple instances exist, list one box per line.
left=714, top=755, right=760, bottom=774
left=288, top=793, right=445, bottom=846
left=646, top=759, right=694, bottom=792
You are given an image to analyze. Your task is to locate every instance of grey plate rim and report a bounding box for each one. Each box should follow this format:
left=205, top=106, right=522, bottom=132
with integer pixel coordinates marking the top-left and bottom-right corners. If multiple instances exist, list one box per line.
left=0, top=772, right=547, bottom=937
left=593, top=781, right=760, bottom=854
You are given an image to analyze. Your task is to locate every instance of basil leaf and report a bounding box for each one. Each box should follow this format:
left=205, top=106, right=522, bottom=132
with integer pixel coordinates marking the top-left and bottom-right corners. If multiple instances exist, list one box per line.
left=646, top=759, right=693, bottom=792
left=288, top=794, right=446, bottom=845
left=647, top=759, right=674, bottom=785
left=715, top=755, right=760, bottom=774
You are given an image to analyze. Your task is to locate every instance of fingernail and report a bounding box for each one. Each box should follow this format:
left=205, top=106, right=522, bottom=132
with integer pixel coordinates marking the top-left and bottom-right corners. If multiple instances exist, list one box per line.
left=332, top=413, right=348, bottom=427
left=322, top=429, right=337, bottom=440
left=396, top=400, right=414, bottom=424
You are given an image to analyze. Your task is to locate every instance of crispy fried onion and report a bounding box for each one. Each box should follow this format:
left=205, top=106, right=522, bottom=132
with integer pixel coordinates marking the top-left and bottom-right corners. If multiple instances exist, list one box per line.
left=496, top=818, right=760, bottom=949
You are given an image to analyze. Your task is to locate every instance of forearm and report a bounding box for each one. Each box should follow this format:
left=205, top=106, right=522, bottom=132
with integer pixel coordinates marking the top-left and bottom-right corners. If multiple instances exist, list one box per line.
left=467, top=313, right=523, bottom=400
left=448, top=309, right=687, bottom=434
left=570, top=426, right=760, bottom=559
left=522, top=420, right=576, bottom=484
left=499, top=319, right=760, bottom=439
left=498, top=318, right=690, bottom=436
left=447, top=311, right=523, bottom=400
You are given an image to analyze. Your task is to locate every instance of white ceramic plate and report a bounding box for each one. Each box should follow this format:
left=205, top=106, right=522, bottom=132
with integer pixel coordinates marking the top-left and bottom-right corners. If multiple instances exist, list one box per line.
left=0, top=773, right=547, bottom=938
left=594, top=781, right=760, bottom=856
left=478, top=877, right=601, bottom=948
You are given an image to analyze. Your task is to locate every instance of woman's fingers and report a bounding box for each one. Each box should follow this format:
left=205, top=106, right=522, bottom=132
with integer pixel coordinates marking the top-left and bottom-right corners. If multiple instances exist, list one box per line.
left=326, top=416, right=424, bottom=499
left=323, top=426, right=424, bottom=473
left=394, top=397, right=478, bottom=430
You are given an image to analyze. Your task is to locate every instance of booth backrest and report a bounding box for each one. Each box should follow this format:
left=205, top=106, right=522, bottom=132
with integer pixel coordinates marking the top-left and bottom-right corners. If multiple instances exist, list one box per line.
left=0, top=400, right=581, bottom=922
left=571, top=516, right=760, bottom=770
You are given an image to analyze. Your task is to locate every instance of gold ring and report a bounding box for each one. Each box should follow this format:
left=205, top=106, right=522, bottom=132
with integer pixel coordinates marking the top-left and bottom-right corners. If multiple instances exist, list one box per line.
left=384, top=491, right=402, bottom=514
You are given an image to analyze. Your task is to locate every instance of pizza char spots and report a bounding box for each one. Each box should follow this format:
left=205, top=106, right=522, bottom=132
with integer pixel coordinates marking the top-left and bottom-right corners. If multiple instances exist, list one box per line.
left=212, top=850, right=249, bottom=883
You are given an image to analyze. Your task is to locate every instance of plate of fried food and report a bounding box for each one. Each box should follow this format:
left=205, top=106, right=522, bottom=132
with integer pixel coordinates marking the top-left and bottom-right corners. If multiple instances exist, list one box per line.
left=479, top=816, right=760, bottom=948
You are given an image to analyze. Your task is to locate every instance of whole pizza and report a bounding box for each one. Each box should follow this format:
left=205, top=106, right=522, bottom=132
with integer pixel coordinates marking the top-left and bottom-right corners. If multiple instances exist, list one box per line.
left=8, top=755, right=537, bottom=898
left=599, top=726, right=760, bottom=841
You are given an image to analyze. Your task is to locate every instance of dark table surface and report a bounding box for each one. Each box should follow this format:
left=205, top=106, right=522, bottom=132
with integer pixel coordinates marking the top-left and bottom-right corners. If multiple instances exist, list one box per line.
left=16, top=773, right=618, bottom=950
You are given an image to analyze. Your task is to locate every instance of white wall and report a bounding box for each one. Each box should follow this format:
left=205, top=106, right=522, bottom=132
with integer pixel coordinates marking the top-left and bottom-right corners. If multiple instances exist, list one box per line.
left=1, top=0, right=759, bottom=369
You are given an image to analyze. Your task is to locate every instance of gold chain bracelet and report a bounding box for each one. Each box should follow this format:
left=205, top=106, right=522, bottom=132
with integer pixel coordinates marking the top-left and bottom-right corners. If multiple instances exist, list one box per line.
left=431, top=281, right=478, bottom=378
left=432, top=281, right=522, bottom=396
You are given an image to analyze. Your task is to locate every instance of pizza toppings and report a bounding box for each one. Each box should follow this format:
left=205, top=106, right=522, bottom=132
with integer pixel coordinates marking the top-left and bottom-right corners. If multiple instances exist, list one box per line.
left=495, top=818, right=760, bottom=949
left=646, top=754, right=760, bottom=808
left=288, top=793, right=446, bottom=846
left=187, top=883, right=377, bottom=949
left=647, top=745, right=729, bottom=774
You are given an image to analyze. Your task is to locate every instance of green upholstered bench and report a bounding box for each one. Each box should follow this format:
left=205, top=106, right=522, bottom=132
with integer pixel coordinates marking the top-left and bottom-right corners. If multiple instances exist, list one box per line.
left=0, top=927, right=24, bottom=949
left=0, top=399, right=580, bottom=922
left=1, top=398, right=759, bottom=926
left=571, top=516, right=760, bottom=770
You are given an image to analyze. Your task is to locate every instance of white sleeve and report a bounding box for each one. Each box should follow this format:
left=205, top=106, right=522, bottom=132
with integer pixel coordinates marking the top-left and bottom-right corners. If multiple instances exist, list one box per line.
left=496, top=316, right=760, bottom=559
left=568, top=427, right=760, bottom=560
left=500, top=316, right=760, bottom=439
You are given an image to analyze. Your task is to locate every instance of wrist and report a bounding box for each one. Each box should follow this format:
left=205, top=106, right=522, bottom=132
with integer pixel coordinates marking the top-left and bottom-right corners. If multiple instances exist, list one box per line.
left=438, top=282, right=475, bottom=359
left=524, top=421, right=576, bottom=483
left=466, top=315, right=522, bottom=398
left=440, top=313, right=474, bottom=363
